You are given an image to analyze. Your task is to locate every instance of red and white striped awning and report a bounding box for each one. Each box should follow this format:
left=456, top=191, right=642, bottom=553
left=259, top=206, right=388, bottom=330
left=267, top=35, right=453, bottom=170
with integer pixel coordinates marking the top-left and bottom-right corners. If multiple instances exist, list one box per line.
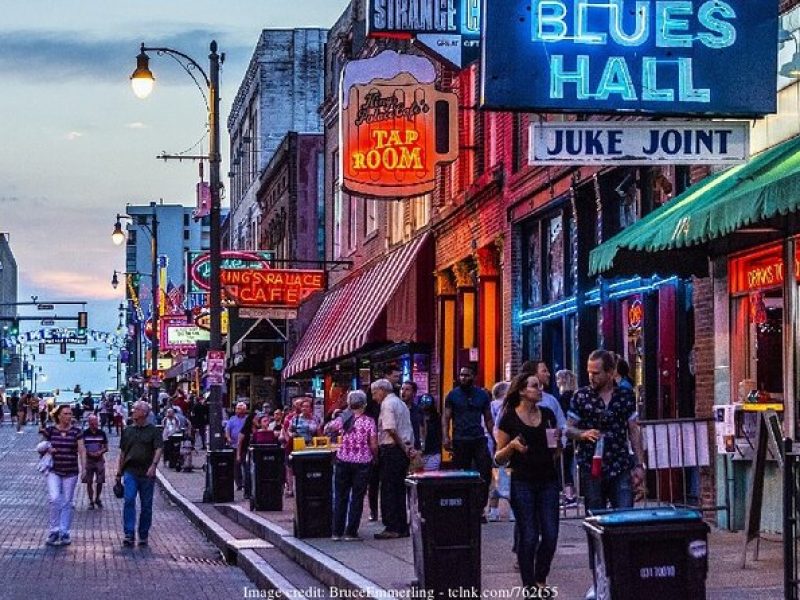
left=284, top=233, right=430, bottom=379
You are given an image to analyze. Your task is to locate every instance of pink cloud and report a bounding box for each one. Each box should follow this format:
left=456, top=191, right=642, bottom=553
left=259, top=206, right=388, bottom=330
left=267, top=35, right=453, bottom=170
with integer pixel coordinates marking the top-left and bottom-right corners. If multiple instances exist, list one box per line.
left=24, top=270, right=123, bottom=300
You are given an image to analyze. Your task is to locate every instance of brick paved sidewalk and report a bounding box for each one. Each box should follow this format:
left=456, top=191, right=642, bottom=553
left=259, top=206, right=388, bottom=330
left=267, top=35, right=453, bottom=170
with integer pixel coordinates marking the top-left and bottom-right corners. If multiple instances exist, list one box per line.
left=0, top=422, right=255, bottom=600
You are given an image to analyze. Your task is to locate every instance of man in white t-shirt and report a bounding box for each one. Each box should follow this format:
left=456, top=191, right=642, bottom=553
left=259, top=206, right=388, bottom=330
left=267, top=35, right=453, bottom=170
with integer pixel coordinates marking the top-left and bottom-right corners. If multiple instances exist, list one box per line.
left=372, top=378, right=414, bottom=539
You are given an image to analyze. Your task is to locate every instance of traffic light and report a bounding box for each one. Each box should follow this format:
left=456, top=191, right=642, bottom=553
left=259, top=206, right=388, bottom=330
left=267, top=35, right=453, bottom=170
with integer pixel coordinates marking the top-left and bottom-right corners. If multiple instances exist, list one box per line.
left=90, top=350, right=97, bottom=361
left=77, top=311, right=88, bottom=335
left=69, top=350, right=76, bottom=362
left=39, top=342, right=46, bottom=354
left=9, top=318, right=19, bottom=336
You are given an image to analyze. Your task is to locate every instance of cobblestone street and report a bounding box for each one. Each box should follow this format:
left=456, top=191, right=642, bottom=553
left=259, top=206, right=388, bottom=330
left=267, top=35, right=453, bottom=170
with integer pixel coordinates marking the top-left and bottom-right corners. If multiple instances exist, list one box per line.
left=0, top=421, right=254, bottom=600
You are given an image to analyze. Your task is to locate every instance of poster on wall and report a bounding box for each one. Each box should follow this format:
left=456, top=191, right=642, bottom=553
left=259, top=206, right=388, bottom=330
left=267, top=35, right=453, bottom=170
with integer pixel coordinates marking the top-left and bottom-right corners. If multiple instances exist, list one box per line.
left=340, top=50, right=459, bottom=198
left=481, top=0, right=777, bottom=116
left=714, top=404, right=736, bottom=454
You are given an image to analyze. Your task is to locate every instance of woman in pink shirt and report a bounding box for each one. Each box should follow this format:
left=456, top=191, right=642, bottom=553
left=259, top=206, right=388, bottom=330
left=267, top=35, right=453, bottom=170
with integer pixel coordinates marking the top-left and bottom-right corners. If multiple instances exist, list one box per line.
left=324, top=390, right=377, bottom=541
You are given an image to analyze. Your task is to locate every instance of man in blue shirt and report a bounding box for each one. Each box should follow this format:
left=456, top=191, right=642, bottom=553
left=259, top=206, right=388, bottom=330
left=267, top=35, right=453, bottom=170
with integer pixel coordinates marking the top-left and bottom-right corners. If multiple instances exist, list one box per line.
left=442, top=366, right=495, bottom=519
left=224, top=402, right=248, bottom=490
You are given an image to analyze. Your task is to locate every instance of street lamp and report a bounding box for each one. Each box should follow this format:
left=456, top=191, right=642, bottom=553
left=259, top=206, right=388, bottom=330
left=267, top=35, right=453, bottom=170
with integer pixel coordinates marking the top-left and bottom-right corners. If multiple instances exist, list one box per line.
left=131, top=41, right=225, bottom=502
left=111, top=206, right=159, bottom=415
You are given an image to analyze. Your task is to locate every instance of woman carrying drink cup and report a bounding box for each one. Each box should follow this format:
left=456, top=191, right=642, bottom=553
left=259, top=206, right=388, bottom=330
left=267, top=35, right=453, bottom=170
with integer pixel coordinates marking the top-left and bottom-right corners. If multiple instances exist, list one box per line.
left=494, top=372, right=561, bottom=592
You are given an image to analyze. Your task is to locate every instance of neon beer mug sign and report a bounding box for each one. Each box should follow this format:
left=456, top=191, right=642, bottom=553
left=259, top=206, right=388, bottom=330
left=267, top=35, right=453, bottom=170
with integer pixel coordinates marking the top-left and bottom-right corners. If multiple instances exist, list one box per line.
left=340, top=50, right=459, bottom=197
left=481, top=0, right=777, bottom=116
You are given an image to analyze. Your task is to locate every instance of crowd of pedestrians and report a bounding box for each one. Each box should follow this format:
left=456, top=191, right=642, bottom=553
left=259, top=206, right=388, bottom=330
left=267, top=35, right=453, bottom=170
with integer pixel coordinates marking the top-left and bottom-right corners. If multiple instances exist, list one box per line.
left=6, top=348, right=643, bottom=598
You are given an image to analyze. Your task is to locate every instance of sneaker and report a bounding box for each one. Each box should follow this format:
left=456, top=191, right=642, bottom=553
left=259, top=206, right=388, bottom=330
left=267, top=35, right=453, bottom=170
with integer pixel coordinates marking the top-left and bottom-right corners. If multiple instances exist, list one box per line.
left=122, top=536, right=135, bottom=547
left=487, top=508, right=500, bottom=522
left=331, top=535, right=342, bottom=541
left=94, top=499, right=103, bottom=509
left=342, top=535, right=364, bottom=542
left=59, top=533, right=71, bottom=546
left=45, top=532, right=61, bottom=546
left=374, top=530, right=400, bottom=540
left=87, top=502, right=95, bottom=510
left=138, top=538, right=148, bottom=547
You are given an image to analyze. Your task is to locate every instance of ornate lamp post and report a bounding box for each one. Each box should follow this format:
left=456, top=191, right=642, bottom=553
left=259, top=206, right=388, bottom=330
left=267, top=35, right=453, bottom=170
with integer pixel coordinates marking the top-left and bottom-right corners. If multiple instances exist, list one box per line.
left=130, top=42, right=227, bottom=502
left=112, top=205, right=159, bottom=415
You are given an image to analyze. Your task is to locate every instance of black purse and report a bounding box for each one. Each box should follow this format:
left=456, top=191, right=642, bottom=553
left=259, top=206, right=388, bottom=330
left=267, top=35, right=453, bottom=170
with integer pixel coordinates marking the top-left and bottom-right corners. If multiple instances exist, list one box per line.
left=113, top=480, right=124, bottom=498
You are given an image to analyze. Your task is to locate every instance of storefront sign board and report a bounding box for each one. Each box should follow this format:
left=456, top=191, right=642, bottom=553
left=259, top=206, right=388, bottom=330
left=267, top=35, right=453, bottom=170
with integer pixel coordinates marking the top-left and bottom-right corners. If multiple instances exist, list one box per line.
left=222, top=268, right=325, bottom=308
left=188, top=250, right=275, bottom=293
left=729, top=243, right=800, bottom=294
left=340, top=50, right=459, bottom=197
left=366, top=0, right=481, bottom=68
left=166, top=326, right=210, bottom=349
left=530, top=121, right=749, bottom=165
left=482, top=1, right=777, bottom=116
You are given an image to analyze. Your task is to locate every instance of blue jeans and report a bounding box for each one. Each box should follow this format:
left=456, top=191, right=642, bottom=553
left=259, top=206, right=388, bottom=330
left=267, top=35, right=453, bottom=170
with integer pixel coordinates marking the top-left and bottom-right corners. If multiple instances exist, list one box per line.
left=508, top=478, right=560, bottom=587
left=123, top=472, right=155, bottom=540
left=579, top=469, right=634, bottom=512
left=332, top=461, right=372, bottom=537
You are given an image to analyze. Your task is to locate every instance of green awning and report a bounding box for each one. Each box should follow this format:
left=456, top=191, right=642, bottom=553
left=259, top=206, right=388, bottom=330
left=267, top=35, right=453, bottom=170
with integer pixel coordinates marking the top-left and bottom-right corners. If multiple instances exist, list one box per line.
left=590, top=135, right=800, bottom=276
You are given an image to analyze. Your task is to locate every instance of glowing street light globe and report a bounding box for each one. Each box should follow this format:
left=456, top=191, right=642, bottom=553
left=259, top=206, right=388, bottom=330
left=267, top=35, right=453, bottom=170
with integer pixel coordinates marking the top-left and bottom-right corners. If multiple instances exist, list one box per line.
left=130, top=48, right=155, bottom=99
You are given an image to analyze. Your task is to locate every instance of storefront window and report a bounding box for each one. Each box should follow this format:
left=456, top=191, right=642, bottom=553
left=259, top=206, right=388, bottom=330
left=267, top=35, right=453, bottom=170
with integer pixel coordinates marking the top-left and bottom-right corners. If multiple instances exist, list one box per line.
left=547, top=216, right=565, bottom=302
left=524, top=224, right=542, bottom=308
left=522, top=324, right=542, bottom=363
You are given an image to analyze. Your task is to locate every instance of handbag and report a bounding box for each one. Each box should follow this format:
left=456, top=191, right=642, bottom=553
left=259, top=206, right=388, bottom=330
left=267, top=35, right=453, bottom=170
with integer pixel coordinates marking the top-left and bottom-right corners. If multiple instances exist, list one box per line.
left=113, top=480, right=124, bottom=498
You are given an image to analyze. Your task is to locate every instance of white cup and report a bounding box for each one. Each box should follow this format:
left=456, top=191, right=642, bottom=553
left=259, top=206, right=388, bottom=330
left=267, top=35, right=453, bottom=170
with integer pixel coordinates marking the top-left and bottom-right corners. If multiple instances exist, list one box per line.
left=546, top=428, right=559, bottom=449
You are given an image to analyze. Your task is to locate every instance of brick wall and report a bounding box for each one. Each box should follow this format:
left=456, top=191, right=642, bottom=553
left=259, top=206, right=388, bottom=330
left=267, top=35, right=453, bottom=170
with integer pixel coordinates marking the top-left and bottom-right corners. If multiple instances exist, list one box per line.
left=693, top=276, right=717, bottom=509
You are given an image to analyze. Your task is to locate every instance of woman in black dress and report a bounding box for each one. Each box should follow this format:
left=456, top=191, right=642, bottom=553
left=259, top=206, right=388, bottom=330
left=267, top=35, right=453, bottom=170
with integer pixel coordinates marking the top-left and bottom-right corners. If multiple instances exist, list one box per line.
left=494, top=372, right=560, bottom=591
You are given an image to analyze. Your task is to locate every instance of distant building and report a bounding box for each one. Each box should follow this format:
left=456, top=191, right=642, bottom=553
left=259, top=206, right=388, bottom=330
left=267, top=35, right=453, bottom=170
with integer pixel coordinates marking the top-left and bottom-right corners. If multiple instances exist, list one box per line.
left=227, top=28, right=327, bottom=251
left=0, top=233, right=19, bottom=387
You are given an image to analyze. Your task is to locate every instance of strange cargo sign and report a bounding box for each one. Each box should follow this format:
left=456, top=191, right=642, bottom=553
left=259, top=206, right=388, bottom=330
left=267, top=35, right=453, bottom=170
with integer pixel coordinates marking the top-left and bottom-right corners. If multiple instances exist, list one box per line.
left=481, top=0, right=777, bottom=116
left=340, top=50, right=459, bottom=198
left=530, top=121, right=749, bottom=165
left=367, top=0, right=481, bottom=68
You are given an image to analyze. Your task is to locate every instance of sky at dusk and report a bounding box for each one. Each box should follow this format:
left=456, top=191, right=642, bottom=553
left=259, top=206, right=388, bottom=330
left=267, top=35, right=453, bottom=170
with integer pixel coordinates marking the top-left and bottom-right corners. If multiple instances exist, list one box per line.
left=0, top=0, right=349, bottom=394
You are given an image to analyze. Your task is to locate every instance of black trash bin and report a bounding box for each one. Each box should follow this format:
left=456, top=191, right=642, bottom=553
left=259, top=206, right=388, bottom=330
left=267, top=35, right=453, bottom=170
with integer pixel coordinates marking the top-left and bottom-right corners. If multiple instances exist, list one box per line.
left=167, top=432, right=185, bottom=470
left=289, top=450, right=333, bottom=538
left=583, top=508, right=710, bottom=600
left=406, top=470, right=483, bottom=596
left=206, top=448, right=235, bottom=503
left=250, top=444, right=284, bottom=511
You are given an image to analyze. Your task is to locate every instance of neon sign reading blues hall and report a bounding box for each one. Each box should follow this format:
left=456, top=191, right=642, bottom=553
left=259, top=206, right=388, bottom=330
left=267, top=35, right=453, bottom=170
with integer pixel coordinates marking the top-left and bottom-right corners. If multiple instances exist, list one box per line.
left=481, top=0, right=777, bottom=116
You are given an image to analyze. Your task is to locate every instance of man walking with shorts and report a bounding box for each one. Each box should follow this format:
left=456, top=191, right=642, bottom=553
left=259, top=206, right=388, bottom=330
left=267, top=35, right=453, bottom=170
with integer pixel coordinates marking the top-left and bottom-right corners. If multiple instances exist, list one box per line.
left=82, top=414, right=108, bottom=509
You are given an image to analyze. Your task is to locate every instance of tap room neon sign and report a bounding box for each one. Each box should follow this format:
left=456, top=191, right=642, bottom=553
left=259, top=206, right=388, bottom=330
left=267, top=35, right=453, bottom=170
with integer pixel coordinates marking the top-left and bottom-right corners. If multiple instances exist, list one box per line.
left=480, top=0, right=777, bottom=116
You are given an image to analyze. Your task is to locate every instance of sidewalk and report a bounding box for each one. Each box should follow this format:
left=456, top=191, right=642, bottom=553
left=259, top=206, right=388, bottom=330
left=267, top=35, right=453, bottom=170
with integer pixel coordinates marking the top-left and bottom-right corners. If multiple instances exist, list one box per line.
left=158, top=449, right=784, bottom=599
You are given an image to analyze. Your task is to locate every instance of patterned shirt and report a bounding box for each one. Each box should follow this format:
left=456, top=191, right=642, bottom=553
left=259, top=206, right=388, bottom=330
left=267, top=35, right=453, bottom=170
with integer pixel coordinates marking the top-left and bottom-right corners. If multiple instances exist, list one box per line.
left=42, top=426, right=83, bottom=477
left=330, top=414, right=376, bottom=464
left=568, top=384, right=637, bottom=478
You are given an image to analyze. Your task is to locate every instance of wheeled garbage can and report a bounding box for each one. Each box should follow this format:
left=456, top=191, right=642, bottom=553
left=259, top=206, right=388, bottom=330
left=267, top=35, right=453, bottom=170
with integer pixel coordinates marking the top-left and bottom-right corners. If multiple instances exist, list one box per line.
left=289, top=450, right=333, bottom=538
left=406, top=471, right=483, bottom=597
left=250, top=444, right=284, bottom=511
left=583, top=507, right=710, bottom=600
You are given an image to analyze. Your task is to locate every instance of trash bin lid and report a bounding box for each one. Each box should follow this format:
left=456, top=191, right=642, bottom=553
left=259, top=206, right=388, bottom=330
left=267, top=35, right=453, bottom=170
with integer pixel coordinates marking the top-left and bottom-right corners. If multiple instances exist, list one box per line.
left=406, top=470, right=481, bottom=481
left=289, top=449, right=334, bottom=458
left=588, top=507, right=702, bottom=527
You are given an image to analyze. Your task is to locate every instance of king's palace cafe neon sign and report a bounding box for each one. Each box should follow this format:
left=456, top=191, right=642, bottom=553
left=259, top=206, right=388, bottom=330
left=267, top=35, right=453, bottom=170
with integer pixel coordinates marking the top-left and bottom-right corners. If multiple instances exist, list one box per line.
left=221, top=268, right=326, bottom=308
